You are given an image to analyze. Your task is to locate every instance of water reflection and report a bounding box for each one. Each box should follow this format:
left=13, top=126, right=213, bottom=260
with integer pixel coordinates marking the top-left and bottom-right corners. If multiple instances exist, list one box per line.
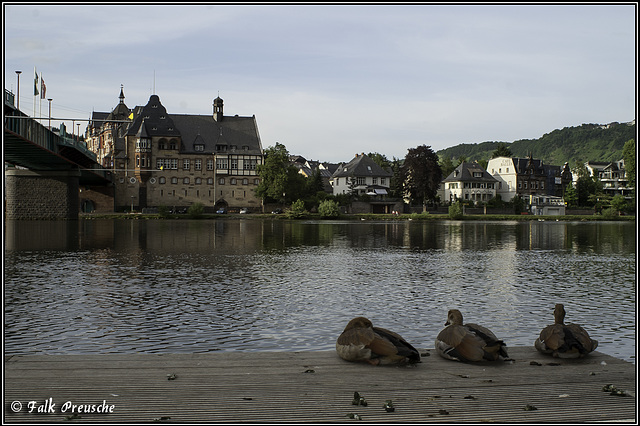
left=4, top=219, right=636, bottom=363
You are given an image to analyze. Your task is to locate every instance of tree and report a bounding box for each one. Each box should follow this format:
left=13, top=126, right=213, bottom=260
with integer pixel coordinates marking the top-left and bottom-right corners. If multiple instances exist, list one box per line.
left=622, top=139, right=635, bottom=197
left=367, top=152, right=392, bottom=170
left=306, top=169, right=325, bottom=195
left=492, top=142, right=513, bottom=158
left=401, top=145, right=443, bottom=212
left=256, top=142, right=303, bottom=205
left=388, top=157, right=404, bottom=199
left=439, top=156, right=456, bottom=179
left=610, top=194, right=627, bottom=215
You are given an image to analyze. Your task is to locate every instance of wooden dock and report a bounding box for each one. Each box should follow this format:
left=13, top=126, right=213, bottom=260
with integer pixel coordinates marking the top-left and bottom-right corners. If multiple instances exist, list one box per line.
left=4, top=347, right=636, bottom=423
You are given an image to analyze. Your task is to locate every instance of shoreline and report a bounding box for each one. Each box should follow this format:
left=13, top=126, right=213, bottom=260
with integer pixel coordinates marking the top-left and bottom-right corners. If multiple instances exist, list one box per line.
left=76, top=212, right=636, bottom=222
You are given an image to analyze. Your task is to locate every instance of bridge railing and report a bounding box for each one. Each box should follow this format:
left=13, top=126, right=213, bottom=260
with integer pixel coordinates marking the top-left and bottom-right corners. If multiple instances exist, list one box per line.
left=58, top=135, right=98, bottom=161
left=4, top=115, right=58, bottom=153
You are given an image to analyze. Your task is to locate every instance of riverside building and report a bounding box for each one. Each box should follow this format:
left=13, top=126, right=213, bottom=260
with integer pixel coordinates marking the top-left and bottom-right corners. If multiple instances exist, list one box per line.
left=86, top=89, right=264, bottom=213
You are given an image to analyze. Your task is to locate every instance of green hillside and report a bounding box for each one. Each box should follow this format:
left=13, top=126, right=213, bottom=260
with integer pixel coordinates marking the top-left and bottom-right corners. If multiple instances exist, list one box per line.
left=437, top=121, right=636, bottom=166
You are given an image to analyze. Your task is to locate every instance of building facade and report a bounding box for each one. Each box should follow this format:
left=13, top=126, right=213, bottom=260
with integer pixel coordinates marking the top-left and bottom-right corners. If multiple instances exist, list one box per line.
left=584, top=160, right=632, bottom=199
left=487, top=156, right=572, bottom=202
left=85, top=91, right=263, bottom=212
left=330, top=153, right=392, bottom=196
left=442, top=161, right=498, bottom=204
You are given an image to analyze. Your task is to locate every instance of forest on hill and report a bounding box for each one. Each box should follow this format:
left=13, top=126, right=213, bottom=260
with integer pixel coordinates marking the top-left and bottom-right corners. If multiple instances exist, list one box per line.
left=436, top=121, right=636, bottom=166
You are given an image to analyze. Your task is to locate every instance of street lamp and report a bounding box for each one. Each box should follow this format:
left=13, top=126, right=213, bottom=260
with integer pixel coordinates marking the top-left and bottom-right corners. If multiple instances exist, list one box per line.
left=15, top=71, right=21, bottom=111
left=47, top=98, right=53, bottom=129
left=77, top=123, right=81, bottom=141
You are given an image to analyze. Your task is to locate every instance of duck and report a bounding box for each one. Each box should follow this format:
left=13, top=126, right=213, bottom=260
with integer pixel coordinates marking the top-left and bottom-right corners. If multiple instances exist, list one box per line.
left=336, top=317, right=421, bottom=365
left=435, top=309, right=509, bottom=362
left=534, top=303, right=598, bottom=358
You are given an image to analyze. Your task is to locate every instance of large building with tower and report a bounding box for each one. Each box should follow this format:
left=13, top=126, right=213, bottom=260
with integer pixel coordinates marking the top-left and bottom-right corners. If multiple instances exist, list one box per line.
left=85, top=89, right=264, bottom=213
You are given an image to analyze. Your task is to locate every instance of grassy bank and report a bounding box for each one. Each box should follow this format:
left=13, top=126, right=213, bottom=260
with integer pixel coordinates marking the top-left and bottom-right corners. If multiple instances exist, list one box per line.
left=80, top=212, right=635, bottom=222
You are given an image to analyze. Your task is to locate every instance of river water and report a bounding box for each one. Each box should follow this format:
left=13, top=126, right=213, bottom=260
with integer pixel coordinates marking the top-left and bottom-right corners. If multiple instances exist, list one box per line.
left=4, top=219, right=636, bottom=363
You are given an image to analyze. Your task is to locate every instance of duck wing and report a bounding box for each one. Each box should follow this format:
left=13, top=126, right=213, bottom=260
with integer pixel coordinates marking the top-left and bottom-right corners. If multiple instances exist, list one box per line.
left=436, top=324, right=486, bottom=362
left=465, top=323, right=509, bottom=360
left=536, top=323, right=565, bottom=353
left=566, top=323, right=598, bottom=353
left=372, top=327, right=420, bottom=362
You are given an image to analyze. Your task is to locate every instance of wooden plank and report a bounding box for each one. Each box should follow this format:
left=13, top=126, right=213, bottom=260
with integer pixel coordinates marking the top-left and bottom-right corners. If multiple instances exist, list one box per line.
left=4, top=348, right=636, bottom=423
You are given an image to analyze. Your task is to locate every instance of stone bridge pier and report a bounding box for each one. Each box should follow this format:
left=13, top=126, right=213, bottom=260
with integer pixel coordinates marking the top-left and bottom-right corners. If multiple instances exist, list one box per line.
left=4, top=169, right=81, bottom=220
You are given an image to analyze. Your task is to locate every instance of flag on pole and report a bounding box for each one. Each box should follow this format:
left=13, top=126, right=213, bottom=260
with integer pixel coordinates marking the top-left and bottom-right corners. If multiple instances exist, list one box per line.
left=34, top=67, right=39, bottom=97
left=40, top=74, right=46, bottom=100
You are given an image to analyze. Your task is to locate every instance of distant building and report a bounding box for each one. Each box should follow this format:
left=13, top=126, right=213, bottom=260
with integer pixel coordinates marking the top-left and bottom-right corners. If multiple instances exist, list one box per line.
left=85, top=90, right=263, bottom=212
left=330, top=153, right=392, bottom=197
left=293, top=157, right=339, bottom=194
left=584, top=160, right=632, bottom=199
left=530, top=194, right=566, bottom=216
left=442, top=161, right=498, bottom=204
left=487, top=156, right=572, bottom=202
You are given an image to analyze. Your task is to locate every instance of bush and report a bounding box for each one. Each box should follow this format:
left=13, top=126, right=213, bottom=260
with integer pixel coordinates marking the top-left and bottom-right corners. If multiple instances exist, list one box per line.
left=318, top=200, right=341, bottom=218
left=158, top=205, right=171, bottom=218
left=286, top=199, right=308, bottom=219
left=449, top=202, right=463, bottom=219
left=187, top=202, right=204, bottom=219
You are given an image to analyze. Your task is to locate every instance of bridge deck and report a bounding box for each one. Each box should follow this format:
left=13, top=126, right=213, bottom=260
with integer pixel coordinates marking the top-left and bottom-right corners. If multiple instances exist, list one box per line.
left=4, top=348, right=636, bottom=423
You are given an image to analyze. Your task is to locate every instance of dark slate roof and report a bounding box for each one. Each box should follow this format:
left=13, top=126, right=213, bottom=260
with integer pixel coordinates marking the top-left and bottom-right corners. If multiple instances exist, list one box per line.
left=126, top=95, right=181, bottom=138
left=331, top=154, right=392, bottom=178
left=170, top=114, right=262, bottom=155
left=443, top=162, right=498, bottom=183
left=121, top=95, right=261, bottom=155
left=513, top=157, right=544, bottom=174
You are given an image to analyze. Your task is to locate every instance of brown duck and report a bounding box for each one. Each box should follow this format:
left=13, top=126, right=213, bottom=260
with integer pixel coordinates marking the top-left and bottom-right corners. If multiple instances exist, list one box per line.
left=534, top=304, right=598, bottom=358
left=336, top=317, right=420, bottom=365
left=435, top=309, right=509, bottom=362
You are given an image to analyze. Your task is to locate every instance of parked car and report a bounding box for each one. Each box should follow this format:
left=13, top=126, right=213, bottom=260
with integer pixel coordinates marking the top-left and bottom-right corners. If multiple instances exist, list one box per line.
left=239, top=208, right=249, bottom=214
left=216, top=208, right=227, bottom=214
left=271, top=208, right=283, bottom=214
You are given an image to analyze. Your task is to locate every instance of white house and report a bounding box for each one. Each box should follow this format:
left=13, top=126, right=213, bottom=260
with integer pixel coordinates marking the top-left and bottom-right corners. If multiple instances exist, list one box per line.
left=442, top=161, right=498, bottom=204
left=330, top=153, right=392, bottom=197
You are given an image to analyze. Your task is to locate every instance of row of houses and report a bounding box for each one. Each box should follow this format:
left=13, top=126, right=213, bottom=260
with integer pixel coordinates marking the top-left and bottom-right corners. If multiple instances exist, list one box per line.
left=84, top=90, right=631, bottom=214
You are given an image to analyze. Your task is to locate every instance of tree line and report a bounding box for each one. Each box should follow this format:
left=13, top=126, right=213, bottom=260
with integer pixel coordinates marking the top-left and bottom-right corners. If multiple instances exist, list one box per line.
left=256, top=138, right=636, bottom=216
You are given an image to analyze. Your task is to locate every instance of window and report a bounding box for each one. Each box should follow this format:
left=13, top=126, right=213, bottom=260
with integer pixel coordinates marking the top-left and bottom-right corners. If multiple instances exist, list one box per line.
left=195, top=159, right=202, bottom=170
left=183, top=177, right=190, bottom=184
left=207, top=178, right=214, bottom=185
left=254, top=178, right=259, bottom=185
left=159, top=177, right=166, bottom=184
left=242, top=178, right=248, bottom=185
left=231, top=158, right=238, bottom=170
left=219, top=178, right=225, bottom=185
left=183, top=159, right=190, bottom=170
left=230, top=178, right=237, bottom=185
left=195, top=145, right=204, bottom=152
left=244, top=159, right=258, bottom=170
left=356, top=177, right=365, bottom=186
left=171, top=177, right=178, bottom=184
left=372, top=177, right=377, bottom=185
left=195, top=178, right=202, bottom=185
left=381, top=178, right=386, bottom=185
left=207, top=159, right=214, bottom=171
left=216, top=158, right=228, bottom=169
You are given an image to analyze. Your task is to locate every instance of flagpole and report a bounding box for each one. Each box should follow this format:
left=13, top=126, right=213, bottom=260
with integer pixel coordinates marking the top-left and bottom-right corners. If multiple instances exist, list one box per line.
left=33, top=67, right=38, bottom=117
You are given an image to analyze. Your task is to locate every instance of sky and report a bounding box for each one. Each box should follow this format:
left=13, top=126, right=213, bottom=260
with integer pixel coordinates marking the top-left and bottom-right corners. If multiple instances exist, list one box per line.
left=3, top=3, right=636, bottom=163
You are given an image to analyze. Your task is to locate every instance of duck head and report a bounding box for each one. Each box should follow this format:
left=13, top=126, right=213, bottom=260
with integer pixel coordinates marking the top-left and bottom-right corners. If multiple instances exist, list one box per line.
left=554, top=304, right=566, bottom=325
left=445, top=309, right=464, bottom=326
left=343, top=317, right=373, bottom=332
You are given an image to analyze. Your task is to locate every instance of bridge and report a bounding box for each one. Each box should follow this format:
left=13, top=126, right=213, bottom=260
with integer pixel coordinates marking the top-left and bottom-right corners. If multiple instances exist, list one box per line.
left=4, top=90, right=113, bottom=219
